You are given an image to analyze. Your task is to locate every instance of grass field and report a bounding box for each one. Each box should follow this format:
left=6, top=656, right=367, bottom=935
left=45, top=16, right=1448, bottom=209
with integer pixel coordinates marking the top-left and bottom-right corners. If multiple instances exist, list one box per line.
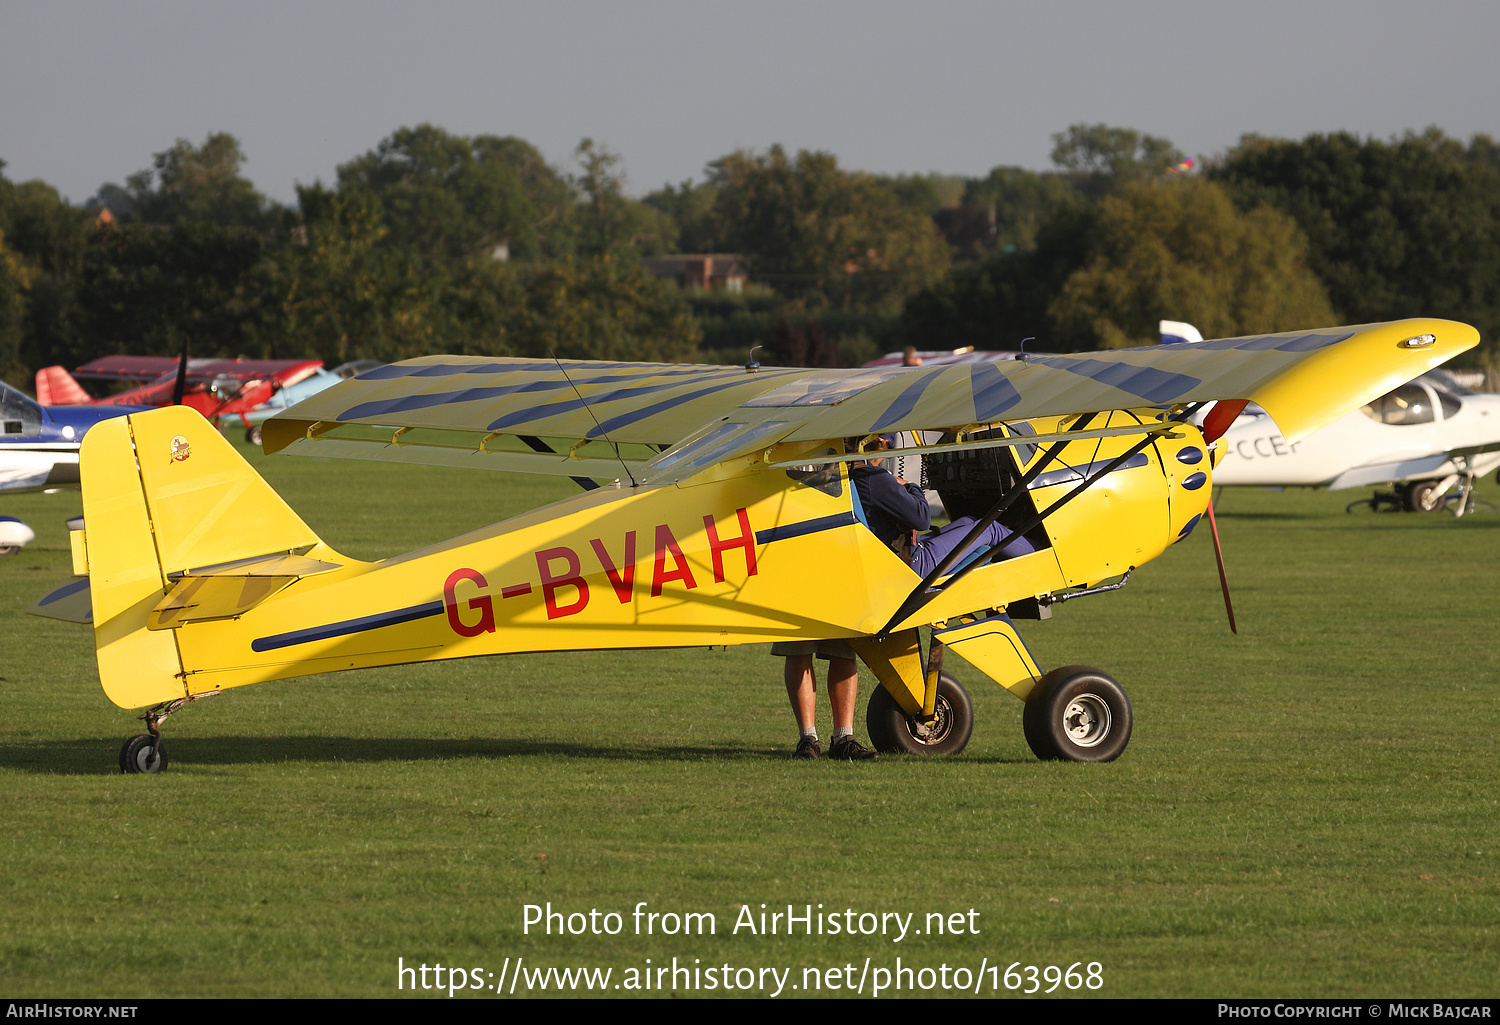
left=1, top=440, right=1497, bottom=998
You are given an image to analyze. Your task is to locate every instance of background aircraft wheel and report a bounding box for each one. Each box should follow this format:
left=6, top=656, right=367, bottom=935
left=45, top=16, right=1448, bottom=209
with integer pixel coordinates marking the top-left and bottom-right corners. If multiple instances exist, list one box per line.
left=1023, top=666, right=1132, bottom=762
left=865, top=672, right=973, bottom=755
left=245, top=424, right=263, bottom=447
left=0, top=545, right=19, bottom=556
left=1404, top=479, right=1445, bottom=513
left=118, top=735, right=168, bottom=774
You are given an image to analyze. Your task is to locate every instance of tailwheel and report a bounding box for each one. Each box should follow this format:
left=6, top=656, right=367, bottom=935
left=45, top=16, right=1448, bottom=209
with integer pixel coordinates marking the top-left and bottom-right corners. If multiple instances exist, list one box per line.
left=866, top=672, right=974, bottom=755
left=1023, top=666, right=1132, bottom=762
left=119, top=734, right=168, bottom=774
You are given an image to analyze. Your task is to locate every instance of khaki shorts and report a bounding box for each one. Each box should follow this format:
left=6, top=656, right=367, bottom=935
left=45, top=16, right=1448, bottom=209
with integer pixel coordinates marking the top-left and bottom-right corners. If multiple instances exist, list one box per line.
left=770, top=638, right=858, bottom=660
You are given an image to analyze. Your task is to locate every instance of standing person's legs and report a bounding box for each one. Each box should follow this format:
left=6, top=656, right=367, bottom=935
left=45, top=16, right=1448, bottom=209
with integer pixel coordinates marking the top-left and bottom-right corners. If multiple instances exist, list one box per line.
left=822, top=646, right=878, bottom=761
left=772, top=641, right=823, bottom=758
left=826, top=656, right=858, bottom=732
left=784, top=653, right=817, bottom=733
left=771, top=641, right=877, bottom=760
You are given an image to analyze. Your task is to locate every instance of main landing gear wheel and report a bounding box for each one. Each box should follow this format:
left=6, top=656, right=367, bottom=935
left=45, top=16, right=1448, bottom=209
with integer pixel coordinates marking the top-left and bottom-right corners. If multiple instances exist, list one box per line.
left=1023, top=666, right=1132, bottom=762
left=245, top=424, right=263, bottom=447
left=119, top=734, right=168, bottom=774
left=1404, top=479, right=1446, bottom=513
left=866, top=672, right=974, bottom=755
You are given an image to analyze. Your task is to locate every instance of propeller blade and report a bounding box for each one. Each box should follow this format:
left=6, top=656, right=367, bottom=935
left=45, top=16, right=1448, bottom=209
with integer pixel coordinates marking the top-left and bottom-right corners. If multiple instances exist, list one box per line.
left=1201, top=399, right=1248, bottom=443
left=1206, top=499, right=1238, bottom=634
left=171, top=340, right=189, bottom=406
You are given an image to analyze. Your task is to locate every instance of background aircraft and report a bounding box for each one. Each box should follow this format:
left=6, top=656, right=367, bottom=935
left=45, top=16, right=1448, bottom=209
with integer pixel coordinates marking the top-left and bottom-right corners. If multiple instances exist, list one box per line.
left=1211, top=370, right=1500, bottom=513
left=1157, top=321, right=1500, bottom=514
left=1, top=379, right=149, bottom=553
left=865, top=346, right=1019, bottom=367
left=35, top=355, right=326, bottom=432
left=238, top=359, right=385, bottom=445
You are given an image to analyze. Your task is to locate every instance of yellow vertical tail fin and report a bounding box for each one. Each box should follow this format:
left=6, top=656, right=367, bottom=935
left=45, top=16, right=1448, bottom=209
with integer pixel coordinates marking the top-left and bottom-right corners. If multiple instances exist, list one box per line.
left=81, top=406, right=324, bottom=708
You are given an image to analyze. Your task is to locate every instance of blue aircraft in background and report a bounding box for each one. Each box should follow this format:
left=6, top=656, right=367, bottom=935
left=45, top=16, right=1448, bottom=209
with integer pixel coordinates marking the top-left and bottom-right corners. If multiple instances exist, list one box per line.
left=1, top=380, right=150, bottom=553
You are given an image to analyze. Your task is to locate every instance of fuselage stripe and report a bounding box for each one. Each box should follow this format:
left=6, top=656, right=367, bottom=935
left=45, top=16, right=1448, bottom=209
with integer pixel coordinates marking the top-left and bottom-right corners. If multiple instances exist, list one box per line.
left=754, top=512, right=857, bottom=545
left=251, top=600, right=445, bottom=652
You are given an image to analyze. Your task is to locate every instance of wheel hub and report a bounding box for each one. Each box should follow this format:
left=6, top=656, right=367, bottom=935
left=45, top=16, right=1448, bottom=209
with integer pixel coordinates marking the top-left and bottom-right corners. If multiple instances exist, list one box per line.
left=908, top=695, right=953, bottom=746
left=1062, top=694, right=1111, bottom=748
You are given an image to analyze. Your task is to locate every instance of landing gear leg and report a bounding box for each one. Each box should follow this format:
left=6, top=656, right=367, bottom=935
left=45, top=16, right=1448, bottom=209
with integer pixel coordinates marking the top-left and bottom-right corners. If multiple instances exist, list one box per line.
left=118, top=691, right=219, bottom=774
left=1450, top=472, right=1498, bottom=516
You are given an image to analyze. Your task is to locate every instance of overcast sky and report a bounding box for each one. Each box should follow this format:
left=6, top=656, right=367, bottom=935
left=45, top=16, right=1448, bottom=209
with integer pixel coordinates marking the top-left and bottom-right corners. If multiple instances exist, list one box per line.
left=3, top=0, right=1497, bottom=205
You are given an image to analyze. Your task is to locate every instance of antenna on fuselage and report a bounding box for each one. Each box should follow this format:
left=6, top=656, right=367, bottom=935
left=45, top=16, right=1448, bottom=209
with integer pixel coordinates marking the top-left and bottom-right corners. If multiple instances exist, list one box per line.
left=551, top=351, right=639, bottom=488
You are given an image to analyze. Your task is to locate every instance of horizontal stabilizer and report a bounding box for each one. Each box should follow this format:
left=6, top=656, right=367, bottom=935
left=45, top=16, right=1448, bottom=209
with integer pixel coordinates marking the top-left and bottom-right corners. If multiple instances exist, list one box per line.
left=171, top=552, right=341, bottom=579
left=28, top=578, right=92, bottom=623
left=149, top=575, right=299, bottom=630
left=150, top=551, right=342, bottom=629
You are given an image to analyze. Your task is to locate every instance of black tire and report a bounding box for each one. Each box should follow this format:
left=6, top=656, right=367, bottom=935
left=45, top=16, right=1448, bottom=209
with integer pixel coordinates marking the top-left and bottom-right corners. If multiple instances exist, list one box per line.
left=1023, top=666, right=1132, bottom=762
left=245, top=424, right=263, bottom=447
left=1404, top=479, right=1445, bottom=513
left=119, top=734, right=168, bottom=774
left=866, top=672, right=974, bottom=755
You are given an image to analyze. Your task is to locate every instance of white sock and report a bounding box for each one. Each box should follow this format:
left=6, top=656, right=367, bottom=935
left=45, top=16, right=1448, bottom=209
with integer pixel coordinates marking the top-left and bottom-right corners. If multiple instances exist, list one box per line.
left=801, top=728, right=818, bottom=742
left=832, top=726, right=853, bottom=740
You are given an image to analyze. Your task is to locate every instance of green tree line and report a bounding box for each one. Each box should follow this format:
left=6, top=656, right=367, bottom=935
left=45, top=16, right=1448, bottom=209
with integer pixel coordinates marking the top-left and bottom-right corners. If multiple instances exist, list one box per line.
left=3, top=122, right=1498, bottom=388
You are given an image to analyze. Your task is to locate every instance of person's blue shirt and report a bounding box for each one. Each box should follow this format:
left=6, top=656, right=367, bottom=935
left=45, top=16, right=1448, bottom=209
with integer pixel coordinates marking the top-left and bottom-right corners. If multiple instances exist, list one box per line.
left=851, top=461, right=1033, bottom=575
left=850, top=463, right=929, bottom=543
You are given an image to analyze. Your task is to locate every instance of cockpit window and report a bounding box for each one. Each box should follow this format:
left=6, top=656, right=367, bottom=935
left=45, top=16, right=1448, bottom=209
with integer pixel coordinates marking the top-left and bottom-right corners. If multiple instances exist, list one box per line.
left=0, top=381, right=43, bottom=437
left=1418, top=371, right=1466, bottom=419
left=1420, top=369, right=1474, bottom=397
left=1360, top=383, right=1436, bottom=425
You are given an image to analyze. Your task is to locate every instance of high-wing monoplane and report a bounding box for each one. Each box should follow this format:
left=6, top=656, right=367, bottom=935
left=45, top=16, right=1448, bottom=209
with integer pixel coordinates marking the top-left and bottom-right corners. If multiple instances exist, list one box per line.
left=30, top=319, right=1477, bottom=772
left=1212, top=369, right=1500, bottom=514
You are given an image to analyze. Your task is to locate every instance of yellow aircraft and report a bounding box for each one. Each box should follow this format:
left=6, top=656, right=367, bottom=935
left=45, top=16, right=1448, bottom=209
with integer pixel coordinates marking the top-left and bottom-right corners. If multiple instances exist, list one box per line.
left=30, top=319, right=1476, bottom=772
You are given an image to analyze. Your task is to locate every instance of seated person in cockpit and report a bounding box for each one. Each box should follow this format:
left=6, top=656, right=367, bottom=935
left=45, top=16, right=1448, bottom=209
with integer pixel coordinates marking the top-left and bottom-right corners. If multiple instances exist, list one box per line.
left=849, top=435, right=1033, bottom=576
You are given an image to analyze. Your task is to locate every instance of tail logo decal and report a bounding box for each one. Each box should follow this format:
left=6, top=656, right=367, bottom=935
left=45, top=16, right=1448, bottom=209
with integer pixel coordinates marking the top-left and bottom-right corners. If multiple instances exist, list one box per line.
left=170, top=435, right=191, bottom=462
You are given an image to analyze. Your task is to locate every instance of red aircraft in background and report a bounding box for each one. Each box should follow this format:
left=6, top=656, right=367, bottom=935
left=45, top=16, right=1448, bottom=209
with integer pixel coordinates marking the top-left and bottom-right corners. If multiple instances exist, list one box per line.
left=35, top=356, right=325, bottom=429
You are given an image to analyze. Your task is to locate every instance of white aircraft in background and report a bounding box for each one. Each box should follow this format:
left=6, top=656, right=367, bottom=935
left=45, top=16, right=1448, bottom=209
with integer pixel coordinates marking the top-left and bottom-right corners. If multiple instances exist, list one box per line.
left=1159, top=321, right=1500, bottom=515
left=1, top=380, right=147, bottom=552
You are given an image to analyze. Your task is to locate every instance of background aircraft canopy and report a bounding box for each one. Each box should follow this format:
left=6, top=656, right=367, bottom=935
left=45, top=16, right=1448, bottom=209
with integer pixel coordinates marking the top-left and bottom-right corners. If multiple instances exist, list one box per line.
left=2, top=382, right=43, bottom=437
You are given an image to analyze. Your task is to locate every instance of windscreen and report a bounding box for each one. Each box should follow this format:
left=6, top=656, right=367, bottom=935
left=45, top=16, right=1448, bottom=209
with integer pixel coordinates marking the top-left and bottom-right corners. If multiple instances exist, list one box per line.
left=0, top=381, right=42, bottom=437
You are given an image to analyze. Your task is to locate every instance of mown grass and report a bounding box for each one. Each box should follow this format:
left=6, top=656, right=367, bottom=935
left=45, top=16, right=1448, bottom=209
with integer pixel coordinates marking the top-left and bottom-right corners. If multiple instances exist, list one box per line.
left=0, top=441, right=1496, bottom=997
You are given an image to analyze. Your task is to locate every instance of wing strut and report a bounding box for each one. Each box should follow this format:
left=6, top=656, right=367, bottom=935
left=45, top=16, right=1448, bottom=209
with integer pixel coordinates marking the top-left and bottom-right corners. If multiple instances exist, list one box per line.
left=876, top=407, right=1199, bottom=637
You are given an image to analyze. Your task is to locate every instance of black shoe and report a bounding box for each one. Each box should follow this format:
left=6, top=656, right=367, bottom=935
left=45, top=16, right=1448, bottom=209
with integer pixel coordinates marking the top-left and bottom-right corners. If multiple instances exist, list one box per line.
left=793, top=735, right=821, bottom=759
left=828, top=735, right=879, bottom=761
